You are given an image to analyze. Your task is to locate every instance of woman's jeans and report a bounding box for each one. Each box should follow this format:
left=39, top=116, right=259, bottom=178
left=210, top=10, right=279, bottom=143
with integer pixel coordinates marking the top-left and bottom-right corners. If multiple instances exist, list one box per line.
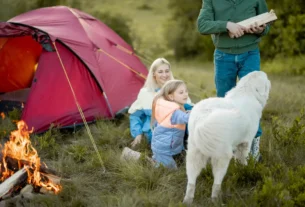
left=213, top=48, right=262, bottom=138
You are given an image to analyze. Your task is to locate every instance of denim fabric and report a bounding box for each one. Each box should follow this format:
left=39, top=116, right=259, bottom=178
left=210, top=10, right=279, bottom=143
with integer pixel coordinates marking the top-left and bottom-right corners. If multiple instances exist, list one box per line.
left=213, top=48, right=262, bottom=138
left=152, top=153, right=177, bottom=169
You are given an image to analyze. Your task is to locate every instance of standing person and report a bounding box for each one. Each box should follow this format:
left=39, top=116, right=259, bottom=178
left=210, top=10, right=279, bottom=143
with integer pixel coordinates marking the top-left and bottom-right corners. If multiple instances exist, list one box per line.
left=197, top=0, right=270, bottom=160
left=128, top=58, right=174, bottom=148
left=151, top=80, right=190, bottom=169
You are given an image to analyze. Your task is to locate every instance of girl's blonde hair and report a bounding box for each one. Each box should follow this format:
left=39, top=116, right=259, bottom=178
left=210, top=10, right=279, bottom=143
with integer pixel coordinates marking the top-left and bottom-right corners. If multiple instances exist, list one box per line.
left=151, top=80, right=186, bottom=127
left=144, top=58, right=174, bottom=92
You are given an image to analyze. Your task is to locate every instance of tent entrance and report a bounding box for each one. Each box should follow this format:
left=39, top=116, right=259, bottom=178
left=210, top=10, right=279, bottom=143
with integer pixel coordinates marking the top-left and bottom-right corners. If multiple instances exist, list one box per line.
left=0, top=36, right=42, bottom=93
left=0, top=36, right=42, bottom=112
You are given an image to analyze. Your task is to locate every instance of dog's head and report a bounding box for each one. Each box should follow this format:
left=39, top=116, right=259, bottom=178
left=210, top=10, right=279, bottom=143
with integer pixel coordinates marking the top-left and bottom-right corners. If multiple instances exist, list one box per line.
left=231, top=71, right=271, bottom=107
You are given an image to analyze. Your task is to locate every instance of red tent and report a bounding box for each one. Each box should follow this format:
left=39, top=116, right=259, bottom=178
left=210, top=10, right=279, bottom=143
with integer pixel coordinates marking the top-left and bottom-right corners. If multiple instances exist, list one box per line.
left=0, top=6, right=147, bottom=132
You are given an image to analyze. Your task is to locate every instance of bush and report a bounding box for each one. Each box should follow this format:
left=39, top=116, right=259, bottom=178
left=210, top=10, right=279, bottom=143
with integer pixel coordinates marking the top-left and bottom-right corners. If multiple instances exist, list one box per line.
left=260, top=0, right=305, bottom=59
left=254, top=177, right=294, bottom=207
left=271, top=109, right=305, bottom=168
left=0, top=0, right=79, bottom=21
left=262, top=55, right=305, bottom=75
left=165, top=0, right=214, bottom=60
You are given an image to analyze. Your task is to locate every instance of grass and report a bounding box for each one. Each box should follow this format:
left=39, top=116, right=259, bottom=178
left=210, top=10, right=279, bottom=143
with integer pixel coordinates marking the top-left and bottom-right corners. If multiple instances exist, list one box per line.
left=1, top=62, right=304, bottom=206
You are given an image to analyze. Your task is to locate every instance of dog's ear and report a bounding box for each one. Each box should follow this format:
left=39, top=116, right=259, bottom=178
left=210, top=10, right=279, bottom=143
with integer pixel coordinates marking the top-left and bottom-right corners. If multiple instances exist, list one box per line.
left=250, top=73, right=271, bottom=107
left=253, top=74, right=271, bottom=96
left=254, top=79, right=267, bottom=96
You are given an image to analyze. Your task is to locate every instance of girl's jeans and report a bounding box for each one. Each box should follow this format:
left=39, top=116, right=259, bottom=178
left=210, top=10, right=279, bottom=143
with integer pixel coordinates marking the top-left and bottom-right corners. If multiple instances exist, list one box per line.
left=213, top=48, right=262, bottom=155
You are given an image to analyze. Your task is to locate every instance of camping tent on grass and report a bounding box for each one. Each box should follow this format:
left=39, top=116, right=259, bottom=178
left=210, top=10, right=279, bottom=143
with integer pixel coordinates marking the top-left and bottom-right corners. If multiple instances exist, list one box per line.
left=0, top=6, right=148, bottom=132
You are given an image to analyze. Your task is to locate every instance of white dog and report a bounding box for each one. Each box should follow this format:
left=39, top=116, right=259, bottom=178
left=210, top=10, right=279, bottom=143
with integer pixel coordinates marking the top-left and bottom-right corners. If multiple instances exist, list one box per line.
left=183, top=71, right=271, bottom=204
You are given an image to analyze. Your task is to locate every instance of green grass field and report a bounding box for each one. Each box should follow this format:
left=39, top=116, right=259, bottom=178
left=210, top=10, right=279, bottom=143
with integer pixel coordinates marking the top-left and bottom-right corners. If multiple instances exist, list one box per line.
left=92, top=0, right=172, bottom=58
left=1, top=63, right=304, bottom=206
left=0, top=0, right=305, bottom=206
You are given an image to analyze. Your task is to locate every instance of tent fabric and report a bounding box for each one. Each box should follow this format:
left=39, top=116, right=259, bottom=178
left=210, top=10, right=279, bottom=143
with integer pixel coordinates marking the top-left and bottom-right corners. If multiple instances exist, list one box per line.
left=0, top=6, right=147, bottom=132
left=0, top=22, right=39, bottom=37
left=22, top=42, right=112, bottom=132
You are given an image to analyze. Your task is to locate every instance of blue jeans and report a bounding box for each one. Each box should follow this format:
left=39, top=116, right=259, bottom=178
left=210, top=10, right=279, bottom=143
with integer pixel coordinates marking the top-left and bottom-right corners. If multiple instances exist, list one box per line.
left=213, top=48, right=262, bottom=138
left=152, top=153, right=177, bottom=169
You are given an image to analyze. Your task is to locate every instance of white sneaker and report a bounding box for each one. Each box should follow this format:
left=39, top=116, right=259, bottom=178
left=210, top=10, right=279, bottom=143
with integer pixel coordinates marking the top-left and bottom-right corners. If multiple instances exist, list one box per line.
left=120, top=147, right=141, bottom=161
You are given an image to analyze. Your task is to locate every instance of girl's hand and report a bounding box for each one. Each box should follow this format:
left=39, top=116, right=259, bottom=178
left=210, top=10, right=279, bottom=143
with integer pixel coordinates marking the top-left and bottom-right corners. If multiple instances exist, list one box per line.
left=227, top=22, right=246, bottom=38
left=131, top=134, right=142, bottom=148
left=246, top=22, right=266, bottom=34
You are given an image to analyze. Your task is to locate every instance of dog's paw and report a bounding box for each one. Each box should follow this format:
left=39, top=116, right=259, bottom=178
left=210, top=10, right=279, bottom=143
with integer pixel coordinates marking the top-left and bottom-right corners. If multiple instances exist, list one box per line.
left=212, top=196, right=224, bottom=206
left=183, top=196, right=193, bottom=206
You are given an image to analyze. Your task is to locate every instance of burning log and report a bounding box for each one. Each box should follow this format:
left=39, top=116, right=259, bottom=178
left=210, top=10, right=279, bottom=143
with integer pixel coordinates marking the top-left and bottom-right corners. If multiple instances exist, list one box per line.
left=0, top=167, right=27, bottom=199
left=0, top=120, right=62, bottom=195
left=40, top=173, right=61, bottom=185
left=0, top=154, right=59, bottom=176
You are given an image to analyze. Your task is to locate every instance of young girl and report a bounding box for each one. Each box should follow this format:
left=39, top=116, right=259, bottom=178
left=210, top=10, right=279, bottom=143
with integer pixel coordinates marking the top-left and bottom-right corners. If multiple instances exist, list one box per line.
left=151, top=80, right=190, bottom=169
left=121, top=80, right=191, bottom=167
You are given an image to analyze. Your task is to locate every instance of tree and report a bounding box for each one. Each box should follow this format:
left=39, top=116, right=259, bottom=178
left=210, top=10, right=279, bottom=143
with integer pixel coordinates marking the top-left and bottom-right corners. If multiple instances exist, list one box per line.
left=165, top=0, right=214, bottom=60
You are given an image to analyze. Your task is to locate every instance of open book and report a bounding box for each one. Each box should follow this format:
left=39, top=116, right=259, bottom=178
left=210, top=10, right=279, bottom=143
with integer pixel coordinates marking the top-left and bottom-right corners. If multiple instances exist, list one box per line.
left=228, top=10, right=277, bottom=38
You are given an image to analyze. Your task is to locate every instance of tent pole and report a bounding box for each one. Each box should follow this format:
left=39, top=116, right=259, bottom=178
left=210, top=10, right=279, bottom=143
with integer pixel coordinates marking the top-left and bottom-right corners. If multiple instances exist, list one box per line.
left=115, top=44, right=153, bottom=66
left=97, top=48, right=147, bottom=80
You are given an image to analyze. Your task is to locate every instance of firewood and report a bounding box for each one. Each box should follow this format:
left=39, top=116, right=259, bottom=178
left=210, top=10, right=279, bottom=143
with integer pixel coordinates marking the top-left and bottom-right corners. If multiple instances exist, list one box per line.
left=19, top=184, right=35, bottom=199
left=0, top=154, right=59, bottom=176
left=0, top=167, right=27, bottom=199
left=21, top=192, right=35, bottom=199
left=20, top=184, right=33, bottom=195
left=39, top=186, right=55, bottom=195
left=0, top=200, right=6, bottom=207
left=40, top=173, right=61, bottom=185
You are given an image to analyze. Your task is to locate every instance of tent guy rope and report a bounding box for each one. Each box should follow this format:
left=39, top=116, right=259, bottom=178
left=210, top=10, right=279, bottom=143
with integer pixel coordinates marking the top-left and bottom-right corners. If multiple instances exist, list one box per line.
left=53, top=41, right=106, bottom=173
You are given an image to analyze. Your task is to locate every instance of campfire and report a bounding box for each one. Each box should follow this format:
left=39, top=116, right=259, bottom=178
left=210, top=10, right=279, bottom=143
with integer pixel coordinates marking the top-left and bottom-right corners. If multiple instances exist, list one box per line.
left=0, top=119, right=61, bottom=200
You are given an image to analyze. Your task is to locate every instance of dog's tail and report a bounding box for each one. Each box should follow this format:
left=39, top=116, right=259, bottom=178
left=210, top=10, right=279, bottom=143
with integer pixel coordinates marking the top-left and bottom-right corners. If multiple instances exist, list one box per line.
left=192, top=118, right=233, bottom=159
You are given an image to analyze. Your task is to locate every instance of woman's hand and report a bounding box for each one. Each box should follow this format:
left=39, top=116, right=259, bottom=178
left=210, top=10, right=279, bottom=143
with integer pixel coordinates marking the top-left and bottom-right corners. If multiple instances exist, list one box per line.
left=227, top=22, right=246, bottom=38
left=245, top=23, right=266, bottom=34
left=131, top=134, right=142, bottom=148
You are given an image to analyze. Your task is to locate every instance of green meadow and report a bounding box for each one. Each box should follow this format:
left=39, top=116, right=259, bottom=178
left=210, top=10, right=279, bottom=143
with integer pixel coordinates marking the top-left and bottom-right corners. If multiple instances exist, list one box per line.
left=0, top=0, right=305, bottom=206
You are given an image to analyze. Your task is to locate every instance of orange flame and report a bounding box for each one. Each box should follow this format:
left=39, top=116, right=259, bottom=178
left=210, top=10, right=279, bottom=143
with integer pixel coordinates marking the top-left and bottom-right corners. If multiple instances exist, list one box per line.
left=0, top=112, right=5, bottom=120
left=1, top=120, right=61, bottom=193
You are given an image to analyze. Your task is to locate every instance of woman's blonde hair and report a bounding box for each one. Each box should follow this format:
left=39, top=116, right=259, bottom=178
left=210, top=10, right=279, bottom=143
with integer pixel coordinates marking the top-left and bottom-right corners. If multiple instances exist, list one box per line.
left=151, top=80, right=186, bottom=127
left=144, top=58, right=174, bottom=92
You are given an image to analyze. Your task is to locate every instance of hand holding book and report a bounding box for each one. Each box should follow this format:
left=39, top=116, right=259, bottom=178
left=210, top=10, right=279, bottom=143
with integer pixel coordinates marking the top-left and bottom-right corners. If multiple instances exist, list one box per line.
left=245, top=23, right=267, bottom=34
left=227, top=10, right=277, bottom=38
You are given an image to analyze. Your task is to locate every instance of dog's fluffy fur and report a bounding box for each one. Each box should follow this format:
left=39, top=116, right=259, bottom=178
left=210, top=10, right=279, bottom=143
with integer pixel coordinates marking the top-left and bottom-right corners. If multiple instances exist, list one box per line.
left=183, top=71, right=271, bottom=204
